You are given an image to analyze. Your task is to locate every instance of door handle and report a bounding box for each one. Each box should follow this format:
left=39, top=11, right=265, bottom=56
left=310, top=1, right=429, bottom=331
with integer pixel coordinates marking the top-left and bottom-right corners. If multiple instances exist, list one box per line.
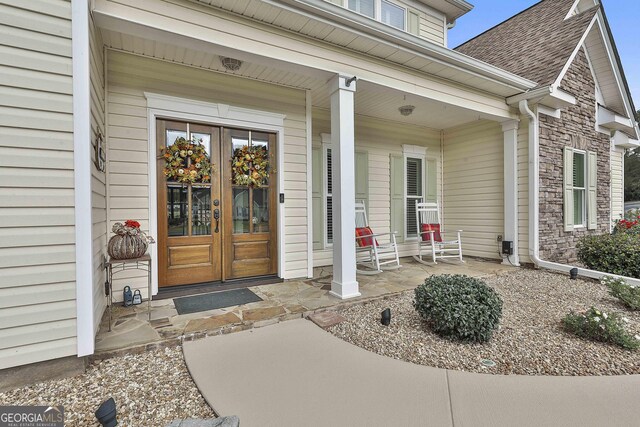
left=213, top=208, right=220, bottom=233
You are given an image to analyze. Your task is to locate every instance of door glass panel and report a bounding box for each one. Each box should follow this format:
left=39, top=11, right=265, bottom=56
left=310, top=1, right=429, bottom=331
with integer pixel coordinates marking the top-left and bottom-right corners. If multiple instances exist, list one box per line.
left=231, top=129, right=250, bottom=152
left=167, top=185, right=188, bottom=236
left=192, top=185, right=211, bottom=236
left=253, top=188, right=269, bottom=233
left=251, top=132, right=269, bottom=186
left=166, top=129, right=187, bottom=146
left=232, top=188, right=250, bottom=234
left=191, top=132, right=211, bottom=158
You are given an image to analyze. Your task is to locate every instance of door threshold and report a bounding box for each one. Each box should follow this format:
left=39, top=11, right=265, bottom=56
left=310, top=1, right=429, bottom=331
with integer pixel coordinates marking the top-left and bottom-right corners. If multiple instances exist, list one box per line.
left=156, top=275, right=282, bottom=300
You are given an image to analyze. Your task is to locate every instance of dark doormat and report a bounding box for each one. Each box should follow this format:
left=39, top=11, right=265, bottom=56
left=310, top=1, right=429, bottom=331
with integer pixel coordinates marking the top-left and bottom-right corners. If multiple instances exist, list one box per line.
left=174, top=288, right=263, bottom=315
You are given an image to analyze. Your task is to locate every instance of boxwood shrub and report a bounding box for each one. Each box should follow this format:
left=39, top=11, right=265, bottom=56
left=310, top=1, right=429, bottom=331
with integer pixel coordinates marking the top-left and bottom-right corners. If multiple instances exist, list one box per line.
left=576, top=233, right=640, bottom=279
left=413, top=274, right=503, bottom=343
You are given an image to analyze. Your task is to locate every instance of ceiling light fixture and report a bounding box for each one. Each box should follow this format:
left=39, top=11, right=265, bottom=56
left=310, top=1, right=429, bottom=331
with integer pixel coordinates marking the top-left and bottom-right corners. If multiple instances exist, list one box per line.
left=399, top=105, right=415, bottom=116
left=220, top=56, right=242, bottom=71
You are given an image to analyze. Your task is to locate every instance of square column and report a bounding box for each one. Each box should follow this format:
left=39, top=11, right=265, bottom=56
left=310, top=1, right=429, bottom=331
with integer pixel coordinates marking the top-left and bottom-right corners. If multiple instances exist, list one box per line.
left=502, top=120, right=520, bottom=266
left=330, top=75, right=360, bottom=299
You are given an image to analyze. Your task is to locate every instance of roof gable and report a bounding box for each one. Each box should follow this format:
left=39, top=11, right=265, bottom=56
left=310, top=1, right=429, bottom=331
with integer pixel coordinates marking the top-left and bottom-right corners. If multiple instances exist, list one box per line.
left=455, top=0, right=597, bottom=87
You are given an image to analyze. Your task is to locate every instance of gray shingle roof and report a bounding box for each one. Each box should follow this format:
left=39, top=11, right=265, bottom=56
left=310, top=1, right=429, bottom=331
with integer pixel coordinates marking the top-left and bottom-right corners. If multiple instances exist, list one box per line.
left=455, top=0, right=598, bottom=87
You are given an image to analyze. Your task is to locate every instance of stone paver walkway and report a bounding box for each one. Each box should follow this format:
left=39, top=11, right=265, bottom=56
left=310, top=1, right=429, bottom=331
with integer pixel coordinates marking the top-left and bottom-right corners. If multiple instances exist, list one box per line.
left=95, top=258, right=514, bottom=356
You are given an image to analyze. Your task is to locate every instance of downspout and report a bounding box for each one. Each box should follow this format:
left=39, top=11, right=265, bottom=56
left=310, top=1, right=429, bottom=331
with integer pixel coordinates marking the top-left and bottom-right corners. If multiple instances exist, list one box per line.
left=518, top=100, right=640, bottom=285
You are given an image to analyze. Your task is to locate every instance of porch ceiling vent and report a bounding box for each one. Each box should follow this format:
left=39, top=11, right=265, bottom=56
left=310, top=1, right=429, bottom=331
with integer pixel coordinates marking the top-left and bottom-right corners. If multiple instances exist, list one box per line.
left=398, top=105, right=415, bottom=116
left=220, top=56, right=243, bottom=71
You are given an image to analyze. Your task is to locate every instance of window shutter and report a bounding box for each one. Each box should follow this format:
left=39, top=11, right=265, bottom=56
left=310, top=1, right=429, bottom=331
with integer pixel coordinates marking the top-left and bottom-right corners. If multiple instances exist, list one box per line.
left=390, top=155, right=405, bottom=243
left=355, top=151, right=369, bottom=210
left=326, top=148, right=333, bottom=244
left=426, top=159, right=437, bottom=202
left=587, top=151, right=598, bottom=230
left=563, top=147, right=574, bottom=232
left=408, top=10, right=420, bottom=36
left=312, top=147, right=323, bottom=250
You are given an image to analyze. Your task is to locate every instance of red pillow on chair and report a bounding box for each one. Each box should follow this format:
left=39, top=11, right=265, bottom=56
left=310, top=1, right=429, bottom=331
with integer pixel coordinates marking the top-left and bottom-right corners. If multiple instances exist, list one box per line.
left=355, top=227, right=378, bottom=247
left=421, top=223, right=442, bottom=242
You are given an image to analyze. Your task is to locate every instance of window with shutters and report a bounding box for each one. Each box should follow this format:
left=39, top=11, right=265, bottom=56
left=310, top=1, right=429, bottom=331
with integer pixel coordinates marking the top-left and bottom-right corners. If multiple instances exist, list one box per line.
left=405, top=156, right=424, bottom=238
left=572, top=150, right=586, bottom=227
left=563, top=147, right=597, bottom=232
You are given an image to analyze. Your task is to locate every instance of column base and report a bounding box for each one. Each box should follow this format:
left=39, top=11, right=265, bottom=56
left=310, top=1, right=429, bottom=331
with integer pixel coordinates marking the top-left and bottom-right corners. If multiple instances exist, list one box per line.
left=329, top=280, right=361, bottom=300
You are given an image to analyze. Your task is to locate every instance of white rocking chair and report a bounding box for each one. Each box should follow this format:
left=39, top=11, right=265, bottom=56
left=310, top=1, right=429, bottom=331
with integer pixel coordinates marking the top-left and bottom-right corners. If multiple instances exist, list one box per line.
left=414, top=202, right=463, bottom=264
left=355, top=201, right=401, bottom=275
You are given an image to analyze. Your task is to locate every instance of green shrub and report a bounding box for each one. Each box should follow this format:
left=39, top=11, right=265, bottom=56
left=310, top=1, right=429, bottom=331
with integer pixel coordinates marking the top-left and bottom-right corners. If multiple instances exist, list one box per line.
left=602, top=276, right=640, bottom=310
left=413, top=274, right=503, bottom=343
left=562, top=307, right=640, bottom=350
left=576, top=233, right=640, bottom=279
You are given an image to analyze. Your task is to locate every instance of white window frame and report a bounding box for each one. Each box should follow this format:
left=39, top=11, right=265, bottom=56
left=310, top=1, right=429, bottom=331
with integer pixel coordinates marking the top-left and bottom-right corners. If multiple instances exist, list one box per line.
left=570, top=148, right=587, bottom=229
left=403, top=144, right=427, bottom=241
left=345, top=0, right=408, bottom=32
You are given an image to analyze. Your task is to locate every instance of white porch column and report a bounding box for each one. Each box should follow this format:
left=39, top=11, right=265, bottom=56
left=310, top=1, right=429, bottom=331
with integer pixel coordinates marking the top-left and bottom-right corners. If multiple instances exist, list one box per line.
left=502, top=120, right=520, bottom=266
left=330, top=75, right=360, bottom=299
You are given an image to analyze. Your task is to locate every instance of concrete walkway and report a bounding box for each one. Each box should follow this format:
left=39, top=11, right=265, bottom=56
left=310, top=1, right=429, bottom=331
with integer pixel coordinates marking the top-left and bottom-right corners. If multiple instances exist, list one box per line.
left=183, top=319, right=640, bottom=427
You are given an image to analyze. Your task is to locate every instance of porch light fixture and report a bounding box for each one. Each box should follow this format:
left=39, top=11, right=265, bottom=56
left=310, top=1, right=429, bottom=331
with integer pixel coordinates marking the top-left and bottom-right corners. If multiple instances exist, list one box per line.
left=399, top=105, right=415, bottom=116
left=220, top=56, right=242, bottom=71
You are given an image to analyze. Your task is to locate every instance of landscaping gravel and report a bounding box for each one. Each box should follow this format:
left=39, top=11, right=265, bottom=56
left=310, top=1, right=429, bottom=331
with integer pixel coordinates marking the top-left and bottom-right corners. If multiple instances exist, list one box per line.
left=329, top=269, right=640, bottom=376
left=0, top=346, right=213, bottom=426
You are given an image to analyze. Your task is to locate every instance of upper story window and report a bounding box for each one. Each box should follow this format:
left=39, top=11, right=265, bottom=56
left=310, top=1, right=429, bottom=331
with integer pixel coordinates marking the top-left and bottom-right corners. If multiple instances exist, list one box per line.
left=348, top=0, right=375, bottom=18
left=346, top=0, right=410, bottom=32
left=381, top=1, right=405, bottom=30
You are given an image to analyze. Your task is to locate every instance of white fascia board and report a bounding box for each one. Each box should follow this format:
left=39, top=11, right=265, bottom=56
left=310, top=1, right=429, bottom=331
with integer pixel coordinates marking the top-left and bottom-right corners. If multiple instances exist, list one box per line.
left=612, top=130, right=640, bottom=149
left=552, top=14, right=598, bottom=90
left=598, top=105, right=634, bottom=132
left=538, top=105, right=562, bottom=119
left=263, top=0, right=537, bottom=91
left=591, top=11, right=637, bottom=133
left=507, top=86, right=575, bottom=110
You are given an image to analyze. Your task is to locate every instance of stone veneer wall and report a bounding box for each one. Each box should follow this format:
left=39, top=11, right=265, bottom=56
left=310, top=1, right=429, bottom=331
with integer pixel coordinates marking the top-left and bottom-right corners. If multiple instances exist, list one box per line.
left=538, top=48, right=611, bottom=263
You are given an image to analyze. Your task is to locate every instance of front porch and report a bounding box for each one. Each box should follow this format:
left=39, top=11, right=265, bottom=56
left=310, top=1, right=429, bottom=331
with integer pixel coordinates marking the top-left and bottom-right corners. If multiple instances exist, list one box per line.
left=94, top=258, right=515, bottom=355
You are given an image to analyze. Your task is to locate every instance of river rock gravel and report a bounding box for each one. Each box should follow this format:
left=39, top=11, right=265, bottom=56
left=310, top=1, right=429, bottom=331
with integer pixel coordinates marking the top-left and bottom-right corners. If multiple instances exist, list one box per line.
left=0, top=346, right=213, bottom=426
left=329, top=269, right=640, bottom=376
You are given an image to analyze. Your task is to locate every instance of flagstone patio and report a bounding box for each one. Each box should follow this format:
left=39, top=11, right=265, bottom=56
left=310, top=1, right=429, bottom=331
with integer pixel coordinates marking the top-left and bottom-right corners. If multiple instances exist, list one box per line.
left=94, top=258, right=515, bottom=357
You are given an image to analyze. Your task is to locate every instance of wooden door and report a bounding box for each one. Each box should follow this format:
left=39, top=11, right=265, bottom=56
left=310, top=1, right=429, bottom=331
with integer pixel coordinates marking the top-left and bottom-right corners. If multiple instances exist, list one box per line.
left=222, top=128, right=278, bottom=279
left=157, top=120, right=222, bottom=287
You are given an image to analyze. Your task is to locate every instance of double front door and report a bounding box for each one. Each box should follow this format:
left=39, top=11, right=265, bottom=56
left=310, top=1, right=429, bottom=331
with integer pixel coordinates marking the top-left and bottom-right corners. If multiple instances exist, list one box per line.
left=157, top=119, right=278, bottom=287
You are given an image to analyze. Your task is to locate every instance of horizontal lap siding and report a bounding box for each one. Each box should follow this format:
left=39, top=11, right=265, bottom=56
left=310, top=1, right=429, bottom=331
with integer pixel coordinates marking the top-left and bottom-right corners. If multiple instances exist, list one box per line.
left=443, top=120, right=503, bottom=260
left=312, top=109, right=441, bottom=265
left=107, top=51, right=308, bottom=297
left=0, top=0, right=77, bottom=369
left=611, top=146, right=624, bottom=222
left=90, top=13, right=107, bottom=333
left=419, top=12, right=445, bottom=46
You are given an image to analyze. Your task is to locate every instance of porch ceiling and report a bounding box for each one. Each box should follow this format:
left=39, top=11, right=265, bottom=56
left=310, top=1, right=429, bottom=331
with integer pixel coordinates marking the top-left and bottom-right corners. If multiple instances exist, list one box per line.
left=101, top=29, right=491, bottom=129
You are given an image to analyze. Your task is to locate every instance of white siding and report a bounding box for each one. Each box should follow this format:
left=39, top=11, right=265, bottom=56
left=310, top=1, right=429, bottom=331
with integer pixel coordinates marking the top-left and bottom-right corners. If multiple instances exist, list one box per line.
left=418, top=9, right=445, bottom=46
left=90, top=13, right=107, bottom=333
left=442, top=120, right=504, bottom=260
left=312, top=109, right=442, bottom=266
left=611, top=145, right=624, bottom=222
left=106, top=51, right=309, bottom=297
left=0, top=0, right=77, bottom=369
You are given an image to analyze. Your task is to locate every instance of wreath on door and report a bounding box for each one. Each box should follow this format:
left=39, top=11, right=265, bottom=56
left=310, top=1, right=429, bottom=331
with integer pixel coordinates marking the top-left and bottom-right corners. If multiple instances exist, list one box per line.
left=231, top=145, right=271, bottom=187
left=162, top=137, right=212, bottom=183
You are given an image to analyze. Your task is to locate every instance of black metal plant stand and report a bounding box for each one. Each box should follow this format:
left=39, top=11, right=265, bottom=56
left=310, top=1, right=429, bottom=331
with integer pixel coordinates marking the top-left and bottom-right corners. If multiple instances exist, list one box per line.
left=105, top=254, right=152, bottom=332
